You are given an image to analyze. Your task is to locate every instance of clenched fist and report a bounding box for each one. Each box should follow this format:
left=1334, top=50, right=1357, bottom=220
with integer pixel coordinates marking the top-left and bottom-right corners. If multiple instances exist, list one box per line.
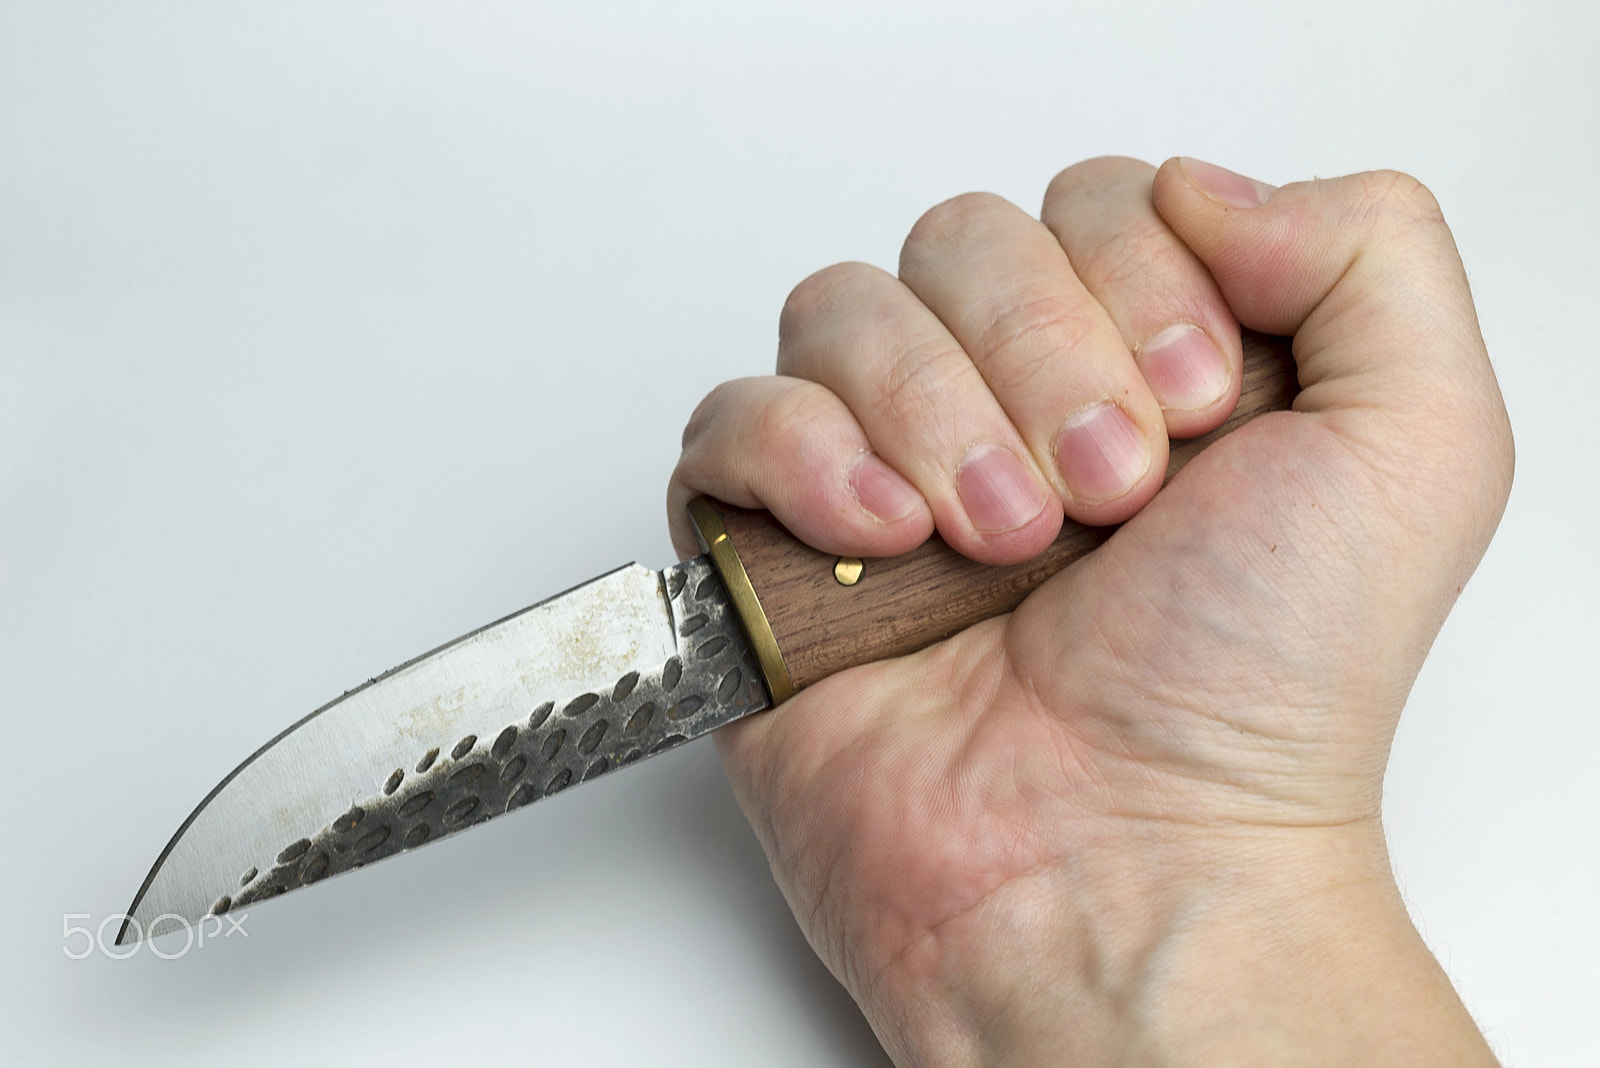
left=670, top=157, right=1511, bottom=1066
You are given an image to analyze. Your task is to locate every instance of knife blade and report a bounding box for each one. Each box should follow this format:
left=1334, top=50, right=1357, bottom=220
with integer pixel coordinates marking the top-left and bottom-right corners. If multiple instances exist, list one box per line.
left=118, top=331, right=1298, bottom=945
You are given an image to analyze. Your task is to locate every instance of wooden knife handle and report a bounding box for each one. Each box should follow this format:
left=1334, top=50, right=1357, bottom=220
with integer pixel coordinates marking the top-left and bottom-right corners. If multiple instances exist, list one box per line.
left=689, top=331, right=1299, bottom=704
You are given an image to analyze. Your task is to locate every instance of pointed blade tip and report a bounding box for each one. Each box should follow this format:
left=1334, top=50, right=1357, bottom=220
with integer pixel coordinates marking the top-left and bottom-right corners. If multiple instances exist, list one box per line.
left=119, top=556, right=767, bottom=940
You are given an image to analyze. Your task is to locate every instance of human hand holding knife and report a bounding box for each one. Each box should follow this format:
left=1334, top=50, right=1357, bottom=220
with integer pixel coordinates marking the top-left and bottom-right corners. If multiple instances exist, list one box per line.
left=122, top=157, right=1510, bottom=1065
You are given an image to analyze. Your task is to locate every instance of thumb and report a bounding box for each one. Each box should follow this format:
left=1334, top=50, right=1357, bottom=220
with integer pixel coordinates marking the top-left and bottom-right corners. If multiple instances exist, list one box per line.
left=1152, top=157, right=1513, bottom=539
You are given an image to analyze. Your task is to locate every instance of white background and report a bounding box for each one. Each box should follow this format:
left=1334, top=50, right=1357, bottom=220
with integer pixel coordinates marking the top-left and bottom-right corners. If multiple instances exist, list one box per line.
left=2, top=2, right=1596, bottom=1064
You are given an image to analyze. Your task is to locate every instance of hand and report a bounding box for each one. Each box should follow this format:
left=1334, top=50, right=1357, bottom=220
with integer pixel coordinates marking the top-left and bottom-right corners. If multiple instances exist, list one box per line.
left=669, top=157, right=1512, bottom=1066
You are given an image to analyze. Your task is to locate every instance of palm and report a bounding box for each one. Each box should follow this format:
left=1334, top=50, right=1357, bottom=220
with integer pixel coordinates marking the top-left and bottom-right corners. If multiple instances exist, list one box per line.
left=719, top=411, right=1415, bottom=995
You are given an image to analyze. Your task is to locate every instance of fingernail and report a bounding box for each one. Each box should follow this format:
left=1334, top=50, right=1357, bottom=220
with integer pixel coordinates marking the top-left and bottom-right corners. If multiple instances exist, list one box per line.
left=1135, top=323, right=1231, bottom=412
left=1054, top=403, right=1151, bottom=504
left=849, top=452, right=922, bottom=522
left=956, top=445, right=1048, bottom=533
left=1178, top=157, right=1276, bottom=209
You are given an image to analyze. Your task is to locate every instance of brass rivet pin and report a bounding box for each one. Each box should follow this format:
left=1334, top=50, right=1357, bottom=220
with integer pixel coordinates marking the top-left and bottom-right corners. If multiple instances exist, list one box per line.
left=833, top=557, right=864, bottom=586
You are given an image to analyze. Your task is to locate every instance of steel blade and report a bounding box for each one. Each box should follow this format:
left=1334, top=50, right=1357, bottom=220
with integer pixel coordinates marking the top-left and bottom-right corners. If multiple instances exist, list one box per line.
left=119, top=555, right=768, bottom=943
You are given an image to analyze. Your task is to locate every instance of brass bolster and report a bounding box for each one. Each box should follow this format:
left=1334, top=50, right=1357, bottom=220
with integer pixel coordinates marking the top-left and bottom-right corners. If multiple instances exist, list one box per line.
left=686, top=498, right=795, bottom=706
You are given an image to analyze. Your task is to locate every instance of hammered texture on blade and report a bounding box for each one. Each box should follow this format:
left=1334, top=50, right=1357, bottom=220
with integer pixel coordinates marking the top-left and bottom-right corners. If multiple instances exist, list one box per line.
left=216, top=557, right=766, bottom=916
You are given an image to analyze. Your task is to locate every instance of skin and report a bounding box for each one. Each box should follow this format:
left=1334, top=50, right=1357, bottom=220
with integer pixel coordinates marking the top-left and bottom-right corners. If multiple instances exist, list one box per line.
left=668, top=157, right=1512, bottom=1066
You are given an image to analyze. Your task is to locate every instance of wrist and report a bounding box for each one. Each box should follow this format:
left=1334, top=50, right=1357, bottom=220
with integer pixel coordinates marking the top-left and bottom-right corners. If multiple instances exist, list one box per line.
left=873, top=820, right=1496, bottom=1067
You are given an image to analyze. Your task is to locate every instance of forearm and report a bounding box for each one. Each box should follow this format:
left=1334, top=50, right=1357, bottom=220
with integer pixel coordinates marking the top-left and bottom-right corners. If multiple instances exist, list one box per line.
left=873, top=823, right=1498, bottom=1067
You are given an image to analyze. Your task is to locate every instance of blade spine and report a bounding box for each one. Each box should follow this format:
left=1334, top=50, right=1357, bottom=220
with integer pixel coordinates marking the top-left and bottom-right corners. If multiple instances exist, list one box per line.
left=117, top=557, right=670, bottom=944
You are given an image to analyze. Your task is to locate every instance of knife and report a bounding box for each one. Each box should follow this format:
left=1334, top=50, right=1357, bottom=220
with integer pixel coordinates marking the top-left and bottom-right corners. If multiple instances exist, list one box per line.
left=117, top=332, right=1298, bottom=945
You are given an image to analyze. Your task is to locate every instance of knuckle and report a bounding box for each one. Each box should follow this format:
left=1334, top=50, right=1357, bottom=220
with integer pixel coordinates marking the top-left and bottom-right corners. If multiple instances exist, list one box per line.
left=680, top=383, right=732, bottom=449
left=900, top=192, right=1010, bottom=273
left=749, top=381, right=836, bottom=457
left=747, top=385, right=853, bottom=517
left=779, top=262, right=883, bottom=346
left=879, top=336, right=973, bottom=425
left=1346, top=169, right=1447, bottom=231
left=975, top=290, right=1099, bottom=390
left=1071, top=216, right=1178, bottom=292
left=1043, top=155, right=1154, bottom=213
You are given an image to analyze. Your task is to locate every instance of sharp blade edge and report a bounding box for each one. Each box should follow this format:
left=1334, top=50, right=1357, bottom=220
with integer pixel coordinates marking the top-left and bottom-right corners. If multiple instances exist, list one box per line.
left=120, top=555, right=768, bottom=943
